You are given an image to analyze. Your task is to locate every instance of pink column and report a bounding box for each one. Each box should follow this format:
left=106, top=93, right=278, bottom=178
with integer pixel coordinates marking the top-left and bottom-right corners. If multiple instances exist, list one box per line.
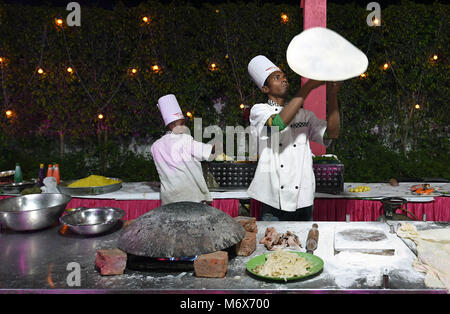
left=301, top=0, right=327, bottom=156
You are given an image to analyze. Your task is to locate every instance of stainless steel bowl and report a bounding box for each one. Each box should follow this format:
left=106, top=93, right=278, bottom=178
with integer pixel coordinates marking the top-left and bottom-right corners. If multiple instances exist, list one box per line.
left=59, top=207, right=125, bottom=235
left=0, top=179, right=38, bottom=194
left=0, top=193, right=72, bottom=231
left=57, top=178, right=122, bottom=196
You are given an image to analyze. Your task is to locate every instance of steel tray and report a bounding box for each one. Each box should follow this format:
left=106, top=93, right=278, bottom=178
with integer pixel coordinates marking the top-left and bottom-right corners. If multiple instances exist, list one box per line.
left=57, top=178, right=122, bottom=196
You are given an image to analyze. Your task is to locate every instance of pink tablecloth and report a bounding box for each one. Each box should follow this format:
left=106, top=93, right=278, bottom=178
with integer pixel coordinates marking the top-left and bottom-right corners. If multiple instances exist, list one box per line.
left=0, top=196, right=240, bottom=220
left=1, top=195, right=447, bottom=221
left=250, top=197, right=450, bottom=221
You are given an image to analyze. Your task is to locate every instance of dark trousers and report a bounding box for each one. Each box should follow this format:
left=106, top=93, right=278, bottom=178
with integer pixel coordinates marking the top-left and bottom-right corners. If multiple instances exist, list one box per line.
left=260, top=203, right=314, bottom=221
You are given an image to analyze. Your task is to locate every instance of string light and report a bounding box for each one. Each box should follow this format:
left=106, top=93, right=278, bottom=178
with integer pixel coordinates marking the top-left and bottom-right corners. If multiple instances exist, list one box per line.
left=131, top=68, right=137, bottom=74
left=208, top=62, right=218, bottom=71
left=432, top=54, right=438, bottom=61
left=382, top=62, right=390, bottom=70
left=281, top=13, right=289, bottom=24
left=360, top=72, right=368, bottom=79
left=98, top=114, right=104, bottom=120
left=142, top=16, right=150, bottom=23
left=414, top=104, right=420, bottom=109
left=55, top=18, right=64, bottom=26
left=373, top=17, right=380, bottom=26
left=152, top=65, right=160, bottom=72
left=186, top=112, right=192, bottom=118
left=37, top=68, right=44, bottom=74
left=0, top=57, right=4, bottom=63
left=66, top=67, right=73, bottom=73
left=239, top=103, right=245, bottom=109
left=5, top=110, right=13, bottom=117
left=215, top=9, right=220, bottom=13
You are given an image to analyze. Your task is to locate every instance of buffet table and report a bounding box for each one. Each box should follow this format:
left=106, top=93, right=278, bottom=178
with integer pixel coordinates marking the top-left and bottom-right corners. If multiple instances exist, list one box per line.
left=0, top=221, right=447, bottom=294
left=0, top=182, right=448, bottom=221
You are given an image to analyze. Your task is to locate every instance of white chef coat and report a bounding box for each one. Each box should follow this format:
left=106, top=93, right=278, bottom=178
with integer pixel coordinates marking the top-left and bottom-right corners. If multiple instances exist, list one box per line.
left=247, top=101, right=331, bottom=212
left=150, top=132, right=213, bottom=205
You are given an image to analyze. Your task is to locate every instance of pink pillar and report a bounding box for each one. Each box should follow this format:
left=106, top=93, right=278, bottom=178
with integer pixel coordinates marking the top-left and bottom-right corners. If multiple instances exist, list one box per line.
left=301, top=0, right=327, bottom=156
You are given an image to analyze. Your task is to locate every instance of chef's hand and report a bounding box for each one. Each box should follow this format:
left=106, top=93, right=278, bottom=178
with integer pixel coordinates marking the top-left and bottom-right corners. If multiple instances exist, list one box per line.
left=327, top=81, right=343, bottom=95
left=304, top=79, right=326, bottom=91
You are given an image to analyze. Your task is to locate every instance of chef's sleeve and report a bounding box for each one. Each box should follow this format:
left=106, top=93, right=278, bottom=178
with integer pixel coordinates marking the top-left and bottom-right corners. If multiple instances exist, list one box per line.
left=249, top=104, right=274, bottom=140
left=191, top=137, right=214, bottom=161
left=307, top=111, right=332, bottom=147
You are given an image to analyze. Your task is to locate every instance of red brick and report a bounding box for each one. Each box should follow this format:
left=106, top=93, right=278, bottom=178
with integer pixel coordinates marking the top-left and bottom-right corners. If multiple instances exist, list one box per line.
left=234, top=216, right=258, bottom=233
left=194, top=251, right=228, bottom=278
left=236, top=232, right=257, bottom=256
left=95, top=249, right=127, bottom=276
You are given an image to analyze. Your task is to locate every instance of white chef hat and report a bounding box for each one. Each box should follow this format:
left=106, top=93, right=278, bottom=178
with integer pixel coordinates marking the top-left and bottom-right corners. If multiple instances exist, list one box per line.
left=248, top=55, right=282, bottom=89
left=157, top=94, right=185, bottom=126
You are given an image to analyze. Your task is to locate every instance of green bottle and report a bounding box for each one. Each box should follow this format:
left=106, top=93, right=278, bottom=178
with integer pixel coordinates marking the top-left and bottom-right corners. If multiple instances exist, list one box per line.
left=14, top=163, right=23, bottom=183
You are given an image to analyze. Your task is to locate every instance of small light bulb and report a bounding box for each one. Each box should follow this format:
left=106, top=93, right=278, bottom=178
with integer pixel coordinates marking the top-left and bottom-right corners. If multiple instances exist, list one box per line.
left=360, top=73, right=367, bottom=78
left=209, top=63, right=218, bottom=71
left=37, top=68, right=44, bottom=74
left=56, top=19, right=63, bottom=26
left=98, top=114, right=104, bottom=119
left=383, top=63, right=389, bottom=70
left=415, top=104, right=420, bottom=109
left=5, top=110, right=13, bottom=117
left=215, top=9, right=220, bottom=13
left=432, top=54, right=438, bottom=61
left=131, top=68, right=137, bottom=74
left=373, top=17, right=380, bottom=25
left=67, top=67, right=73, bottom=73
left=240, top=104, right=245, bottom=109
left=152, top=65, right=159, bottom=72
left=142, top=16, right=149, bottom=23
left=0, top=57, right=4, bottom=63
left=186, top=112, right=192, bottom=118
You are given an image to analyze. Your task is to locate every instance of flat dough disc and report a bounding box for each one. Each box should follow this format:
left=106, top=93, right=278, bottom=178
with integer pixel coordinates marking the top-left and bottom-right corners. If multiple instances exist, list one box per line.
left=287, top=27, right=368, bottom=81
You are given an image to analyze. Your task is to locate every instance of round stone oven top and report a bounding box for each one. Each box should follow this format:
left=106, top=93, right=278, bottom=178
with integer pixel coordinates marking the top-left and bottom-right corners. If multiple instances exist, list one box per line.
left=117, top=201, right=246, bottom=258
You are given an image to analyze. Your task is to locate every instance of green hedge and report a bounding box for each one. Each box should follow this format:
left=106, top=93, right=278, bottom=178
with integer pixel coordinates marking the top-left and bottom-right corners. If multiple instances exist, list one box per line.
left=0, top=1, right=448, bottom=182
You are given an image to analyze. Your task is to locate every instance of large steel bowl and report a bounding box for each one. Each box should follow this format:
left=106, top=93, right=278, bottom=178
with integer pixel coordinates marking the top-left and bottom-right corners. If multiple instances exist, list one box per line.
left=0, top=193, right=72, bottom=231
left=60, top=207, right=125, bottom=236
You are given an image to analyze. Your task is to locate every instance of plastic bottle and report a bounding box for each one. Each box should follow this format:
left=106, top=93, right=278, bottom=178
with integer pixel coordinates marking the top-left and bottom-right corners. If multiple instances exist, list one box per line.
left=14, top=163, right=23, bottom=183
left=53, top=164, right=60, bottom=184
left=47, top=164, right=53, bottom=178
left=38, top=163, right=45, bottom=186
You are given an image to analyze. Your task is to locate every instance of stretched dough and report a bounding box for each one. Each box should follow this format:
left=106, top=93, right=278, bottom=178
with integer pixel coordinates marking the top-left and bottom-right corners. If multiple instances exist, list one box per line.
left=286, top=27, right=368, bottom=81
left=397, top=223, right=450, bottom=292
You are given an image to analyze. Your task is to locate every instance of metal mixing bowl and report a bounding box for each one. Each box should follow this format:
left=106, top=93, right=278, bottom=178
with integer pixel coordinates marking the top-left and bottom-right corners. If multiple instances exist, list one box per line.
left=0, top=193, right=72, bottom=231
left=59, top=207, right=125, bottom=235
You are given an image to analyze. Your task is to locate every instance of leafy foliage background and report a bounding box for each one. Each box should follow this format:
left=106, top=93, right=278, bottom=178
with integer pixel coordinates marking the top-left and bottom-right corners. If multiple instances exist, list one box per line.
left=0, top=0, right=448, bottom=182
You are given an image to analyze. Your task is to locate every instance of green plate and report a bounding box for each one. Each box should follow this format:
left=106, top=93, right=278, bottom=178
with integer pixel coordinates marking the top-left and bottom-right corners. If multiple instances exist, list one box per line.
left=246, top=251, right=324, bottom=282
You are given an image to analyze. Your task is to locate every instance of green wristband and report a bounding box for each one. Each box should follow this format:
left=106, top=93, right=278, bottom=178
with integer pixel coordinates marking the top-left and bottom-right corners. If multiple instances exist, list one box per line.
left=272, top=114, right=287, bottom=131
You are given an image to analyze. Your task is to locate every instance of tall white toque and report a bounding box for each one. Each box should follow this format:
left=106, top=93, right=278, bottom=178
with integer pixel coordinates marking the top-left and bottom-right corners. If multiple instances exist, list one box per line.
left=157, top=94, right=185, bottom=126
left=248, top=55, right=281, bottom=89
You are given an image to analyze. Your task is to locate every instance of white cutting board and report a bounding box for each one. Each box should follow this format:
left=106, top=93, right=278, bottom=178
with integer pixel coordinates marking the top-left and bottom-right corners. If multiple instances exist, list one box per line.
left=334, top=225, right=396, bottom=255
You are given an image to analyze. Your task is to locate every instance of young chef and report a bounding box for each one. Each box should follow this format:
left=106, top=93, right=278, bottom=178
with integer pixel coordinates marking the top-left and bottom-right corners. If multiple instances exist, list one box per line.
left=151, top=94, right=214, bottom=205
left=247, top=55, right=342, bottom=221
